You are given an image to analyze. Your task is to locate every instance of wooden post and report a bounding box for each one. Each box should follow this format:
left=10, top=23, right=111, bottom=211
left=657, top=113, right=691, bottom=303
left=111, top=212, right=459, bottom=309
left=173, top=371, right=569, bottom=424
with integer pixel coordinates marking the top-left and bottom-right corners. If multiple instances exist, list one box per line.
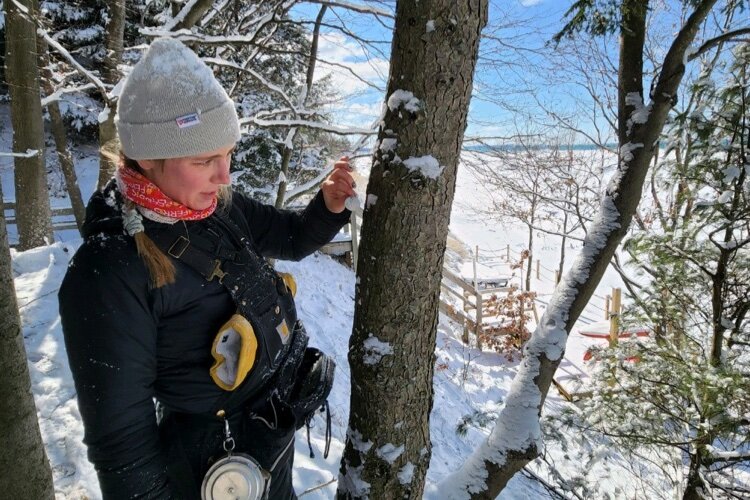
left=473, top=245, right=479, bottom=288
left=535, top=259, right=540, bottom=280
left=554, top=270, right=560, bottom=284
left=609, top=288, right=622, bottom=347
left=475, top=289, right=483, bottom=350
left=462, top=290, right=471, bottom=345
left=605, top=295, right=611, bottom=320
left=506, top=244, right=510, bottom=261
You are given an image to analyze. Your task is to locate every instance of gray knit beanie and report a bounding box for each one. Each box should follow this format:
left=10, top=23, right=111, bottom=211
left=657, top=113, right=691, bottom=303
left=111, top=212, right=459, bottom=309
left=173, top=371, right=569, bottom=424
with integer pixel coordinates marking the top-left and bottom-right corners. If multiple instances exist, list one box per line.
left=115, top=38, right=241, bottom=160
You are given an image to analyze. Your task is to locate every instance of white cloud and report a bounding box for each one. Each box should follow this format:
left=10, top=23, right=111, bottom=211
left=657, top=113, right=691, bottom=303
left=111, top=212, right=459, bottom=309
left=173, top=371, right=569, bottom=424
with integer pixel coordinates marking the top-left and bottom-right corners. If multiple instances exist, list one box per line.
left=520, top=0, right=543, bottom=6
left=330, top=101, right=383, bottom=129
left=314, top=32, right=389, bottom=96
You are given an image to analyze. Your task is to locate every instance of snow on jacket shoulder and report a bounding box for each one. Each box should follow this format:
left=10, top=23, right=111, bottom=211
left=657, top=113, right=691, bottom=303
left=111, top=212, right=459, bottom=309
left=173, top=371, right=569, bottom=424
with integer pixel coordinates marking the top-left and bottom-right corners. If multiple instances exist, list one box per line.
left=59, top=185, right=349, bottom=499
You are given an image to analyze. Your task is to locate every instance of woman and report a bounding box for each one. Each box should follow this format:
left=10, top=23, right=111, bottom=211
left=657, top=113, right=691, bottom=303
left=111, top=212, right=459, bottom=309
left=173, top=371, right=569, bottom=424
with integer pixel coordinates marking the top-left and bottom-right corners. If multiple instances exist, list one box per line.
left=59, top=38, right=355, bottom=499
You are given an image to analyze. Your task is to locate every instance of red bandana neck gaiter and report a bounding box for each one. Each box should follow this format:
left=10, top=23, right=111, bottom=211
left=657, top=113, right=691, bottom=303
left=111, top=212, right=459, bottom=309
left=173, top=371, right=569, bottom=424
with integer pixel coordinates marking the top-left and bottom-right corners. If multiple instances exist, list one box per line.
left=116, top=165, right=217, bottom=221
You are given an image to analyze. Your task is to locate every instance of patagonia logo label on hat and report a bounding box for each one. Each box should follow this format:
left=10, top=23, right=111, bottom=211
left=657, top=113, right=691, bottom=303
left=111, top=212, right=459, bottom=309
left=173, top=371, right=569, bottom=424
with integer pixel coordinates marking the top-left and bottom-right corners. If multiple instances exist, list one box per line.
left=176, top=113, right=201, bottom=129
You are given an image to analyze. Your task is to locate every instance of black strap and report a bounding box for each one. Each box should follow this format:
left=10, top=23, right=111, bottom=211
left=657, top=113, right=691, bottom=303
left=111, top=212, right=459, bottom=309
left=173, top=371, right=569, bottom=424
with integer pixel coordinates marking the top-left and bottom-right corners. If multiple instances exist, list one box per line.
left=146, top=217, right=281, bottom=325
left=303, top=400, right=332, bottom=459
left=145, top=214, right=297, bottom=414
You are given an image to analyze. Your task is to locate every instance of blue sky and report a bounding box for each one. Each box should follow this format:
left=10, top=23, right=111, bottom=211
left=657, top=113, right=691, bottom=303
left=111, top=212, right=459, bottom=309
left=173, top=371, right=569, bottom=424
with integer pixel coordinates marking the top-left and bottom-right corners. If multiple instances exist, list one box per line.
left=290, top=0, right=605, bottom=144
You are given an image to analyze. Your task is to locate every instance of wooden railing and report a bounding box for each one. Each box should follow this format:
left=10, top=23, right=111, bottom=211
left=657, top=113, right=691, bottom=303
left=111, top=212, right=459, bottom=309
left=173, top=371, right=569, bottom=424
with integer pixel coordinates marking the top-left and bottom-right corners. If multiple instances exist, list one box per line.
left=3, top=203, right=80, bottom=247
left=323, top=213, right=523, bottom=349
left=440, top=266, right=514, bottom=349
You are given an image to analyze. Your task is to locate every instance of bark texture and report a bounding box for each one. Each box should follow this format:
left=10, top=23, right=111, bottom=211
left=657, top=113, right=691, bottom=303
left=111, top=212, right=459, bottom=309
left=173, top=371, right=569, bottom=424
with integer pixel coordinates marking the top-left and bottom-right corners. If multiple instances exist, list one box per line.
left=442, top=0, right=719, bottom=497
left=0, top=181, right=54, bottom=499
left=39, top=44, right=86, bottom=232
left=337, top=1, right=487, bottom=498
left=4, top=0, right=53, bottom=250
left=97, top=0, right=125, bottom=189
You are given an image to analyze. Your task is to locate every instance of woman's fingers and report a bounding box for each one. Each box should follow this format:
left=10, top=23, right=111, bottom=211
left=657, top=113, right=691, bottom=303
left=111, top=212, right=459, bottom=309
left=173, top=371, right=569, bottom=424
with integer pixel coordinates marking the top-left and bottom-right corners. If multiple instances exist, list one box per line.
left=325, top=178, right=355, bottom=198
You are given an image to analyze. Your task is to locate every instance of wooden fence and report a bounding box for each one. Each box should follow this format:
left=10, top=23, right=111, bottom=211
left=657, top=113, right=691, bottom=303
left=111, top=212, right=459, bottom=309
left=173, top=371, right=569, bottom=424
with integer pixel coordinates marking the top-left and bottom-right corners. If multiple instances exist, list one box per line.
left=3, top=203, right=79, bottom=247
left=439, top=266, right=520, bottom=349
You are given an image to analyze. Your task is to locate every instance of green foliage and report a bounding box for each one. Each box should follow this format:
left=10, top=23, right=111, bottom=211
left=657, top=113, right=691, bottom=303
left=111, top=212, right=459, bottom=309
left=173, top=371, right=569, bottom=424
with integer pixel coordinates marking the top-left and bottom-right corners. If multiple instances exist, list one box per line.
left=455, top=409, right=498, bottom=437
left=584, top=341, right=749, bottom=452
left=553, top=0, right=621, bottom=45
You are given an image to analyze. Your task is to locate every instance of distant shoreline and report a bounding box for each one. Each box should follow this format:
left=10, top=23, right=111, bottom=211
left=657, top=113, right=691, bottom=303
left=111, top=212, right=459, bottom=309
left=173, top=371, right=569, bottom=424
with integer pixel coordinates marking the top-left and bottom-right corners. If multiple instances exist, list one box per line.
left=463, top=143, right=622, bottom=152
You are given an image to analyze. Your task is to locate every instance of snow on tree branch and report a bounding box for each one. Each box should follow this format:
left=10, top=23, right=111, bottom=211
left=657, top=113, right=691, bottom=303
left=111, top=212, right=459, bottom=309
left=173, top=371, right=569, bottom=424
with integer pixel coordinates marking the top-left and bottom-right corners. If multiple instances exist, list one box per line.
left=203, top=57, right=298, bottom=111
left=161, top=0, right=202, bottom=31
left=9, top=0, right=110, bottom=101
left=200, top=0, right=232, bottom=27
left=40, top=84, right=97, bottom=107
left=0, top=149, right=40, bottom=158
left=144, top=0, right=296, bottom=45
left=36, top=28, right=110, bottom=101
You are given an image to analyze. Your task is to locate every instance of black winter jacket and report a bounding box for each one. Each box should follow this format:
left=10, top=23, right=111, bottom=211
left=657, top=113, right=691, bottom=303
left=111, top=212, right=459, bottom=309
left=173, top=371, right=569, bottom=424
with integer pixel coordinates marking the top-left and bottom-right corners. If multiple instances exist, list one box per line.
left=59, top=184, right=349, bottom=498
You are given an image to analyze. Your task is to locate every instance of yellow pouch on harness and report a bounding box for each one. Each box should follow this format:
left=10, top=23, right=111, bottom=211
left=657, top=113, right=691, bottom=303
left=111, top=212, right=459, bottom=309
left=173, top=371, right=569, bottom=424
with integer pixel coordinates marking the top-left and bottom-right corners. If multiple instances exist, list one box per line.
left=278, top=272, right=297, bottom=297
left=210, top=314, right=258, bottom=391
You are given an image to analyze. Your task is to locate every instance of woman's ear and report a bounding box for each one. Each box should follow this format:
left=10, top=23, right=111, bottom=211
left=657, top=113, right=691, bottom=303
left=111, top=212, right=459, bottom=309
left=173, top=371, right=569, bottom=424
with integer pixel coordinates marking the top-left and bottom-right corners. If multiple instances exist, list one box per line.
left=137, top=159, right=160, bottom=172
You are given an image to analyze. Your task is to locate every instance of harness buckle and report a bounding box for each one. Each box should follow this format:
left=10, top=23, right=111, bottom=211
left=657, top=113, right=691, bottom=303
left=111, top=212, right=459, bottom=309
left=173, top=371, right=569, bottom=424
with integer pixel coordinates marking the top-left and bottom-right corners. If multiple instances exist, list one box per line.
left=167, top=236, right=190, bottom=259
left=209, top=259, right=228, bottom=284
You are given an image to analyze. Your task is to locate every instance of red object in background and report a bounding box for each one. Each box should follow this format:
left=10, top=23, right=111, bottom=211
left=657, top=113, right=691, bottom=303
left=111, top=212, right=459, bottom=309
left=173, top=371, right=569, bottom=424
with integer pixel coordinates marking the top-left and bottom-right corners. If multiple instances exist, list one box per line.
left=581, top=327, right=648, bottom=362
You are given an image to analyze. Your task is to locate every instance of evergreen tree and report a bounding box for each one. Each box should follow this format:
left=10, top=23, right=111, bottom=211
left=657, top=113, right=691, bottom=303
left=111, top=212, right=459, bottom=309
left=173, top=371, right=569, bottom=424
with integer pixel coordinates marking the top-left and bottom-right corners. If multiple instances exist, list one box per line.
left=570, top=42, right=750, bottom=499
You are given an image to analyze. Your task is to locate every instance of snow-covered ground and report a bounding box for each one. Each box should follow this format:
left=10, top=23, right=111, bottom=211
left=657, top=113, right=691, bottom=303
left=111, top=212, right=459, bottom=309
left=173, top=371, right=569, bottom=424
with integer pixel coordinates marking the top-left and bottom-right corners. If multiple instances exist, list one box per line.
left=3, top=119, right=654, bottom=499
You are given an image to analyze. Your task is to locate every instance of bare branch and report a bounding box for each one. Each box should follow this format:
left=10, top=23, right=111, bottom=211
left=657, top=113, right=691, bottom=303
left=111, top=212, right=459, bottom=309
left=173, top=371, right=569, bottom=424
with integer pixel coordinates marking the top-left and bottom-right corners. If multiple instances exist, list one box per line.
left=303, top=0, right=394, bottom=19
left=689, top=27, right=750, bottom=60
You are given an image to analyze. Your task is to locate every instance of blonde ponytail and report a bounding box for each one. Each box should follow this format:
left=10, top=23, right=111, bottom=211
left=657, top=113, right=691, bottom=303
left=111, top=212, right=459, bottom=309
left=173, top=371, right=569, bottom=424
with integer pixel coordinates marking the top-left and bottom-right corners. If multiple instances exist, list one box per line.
left=134, top=231, right=176, bottom=288
left=122, top=198, right=176, bottom=288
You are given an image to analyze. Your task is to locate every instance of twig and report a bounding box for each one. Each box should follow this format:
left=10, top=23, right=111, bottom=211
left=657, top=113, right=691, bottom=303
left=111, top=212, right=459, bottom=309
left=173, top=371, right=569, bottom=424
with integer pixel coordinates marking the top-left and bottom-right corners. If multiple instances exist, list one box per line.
left=298, top=477, right=337, bottom=497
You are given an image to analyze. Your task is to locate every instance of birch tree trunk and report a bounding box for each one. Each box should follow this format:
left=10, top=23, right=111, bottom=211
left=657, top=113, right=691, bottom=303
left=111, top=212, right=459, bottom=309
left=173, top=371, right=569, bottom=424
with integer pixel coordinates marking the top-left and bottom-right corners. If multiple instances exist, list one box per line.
left=337, top=1, right=488, bottom=498
left=97, top=0, right=125, bottom=189
left=4, top=0, right=53, bottom=250
left=440, top=0, right=719, bottom=497
left=0, top=181, right=54, bottom=499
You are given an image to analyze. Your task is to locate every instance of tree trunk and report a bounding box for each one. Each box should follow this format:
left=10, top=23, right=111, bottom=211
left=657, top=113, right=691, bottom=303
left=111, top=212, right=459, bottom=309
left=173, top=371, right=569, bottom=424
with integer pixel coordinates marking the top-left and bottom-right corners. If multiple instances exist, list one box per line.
left=682, top=448, right=707, bottom=500
left=97, top=0, right=126, bottom=189
left=39, top=43, right=86, bottom=232
left=168, top=0, right=215, bottom=31
left=683, top=423, right=714, bottom=500
left=337, top=1, right=487, bottom=498
left=440, top=0, right=719, bottom=497
left=0, top=181, right=54, bottom=499
left=4, top=0, right=53, bottom=250
left=47, top=102, right=87, bottom=233
left=275, top=144, right=293, bottom=208
left=274, top=5, right=326, bottom=209
left=525, top=214, right=534, bottom=291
